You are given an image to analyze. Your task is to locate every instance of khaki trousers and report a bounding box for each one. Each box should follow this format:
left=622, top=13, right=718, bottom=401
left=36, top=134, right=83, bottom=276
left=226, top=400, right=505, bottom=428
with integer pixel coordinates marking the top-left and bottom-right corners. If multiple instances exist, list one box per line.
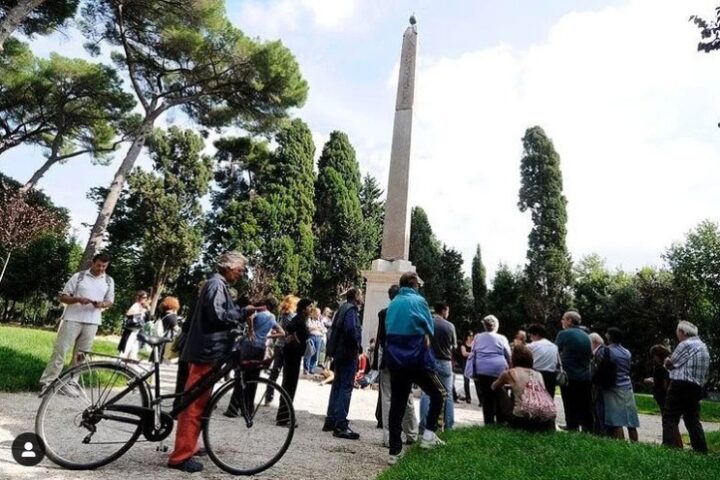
left=39, top=320, right=98, bottom=386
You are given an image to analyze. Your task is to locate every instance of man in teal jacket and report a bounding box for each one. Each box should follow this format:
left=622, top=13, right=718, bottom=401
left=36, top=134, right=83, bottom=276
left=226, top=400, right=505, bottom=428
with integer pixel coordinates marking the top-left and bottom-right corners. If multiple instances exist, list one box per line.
left=384, top=272, right=446, bottom=465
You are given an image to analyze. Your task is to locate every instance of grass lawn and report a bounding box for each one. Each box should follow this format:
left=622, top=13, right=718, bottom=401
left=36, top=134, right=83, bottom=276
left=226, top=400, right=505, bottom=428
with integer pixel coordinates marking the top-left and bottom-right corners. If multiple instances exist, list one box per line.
left=379, top=427, right=719, bottom=480
left=0, top=325, right=120, bottom=392
left=635, top=393, right=720, bottom=422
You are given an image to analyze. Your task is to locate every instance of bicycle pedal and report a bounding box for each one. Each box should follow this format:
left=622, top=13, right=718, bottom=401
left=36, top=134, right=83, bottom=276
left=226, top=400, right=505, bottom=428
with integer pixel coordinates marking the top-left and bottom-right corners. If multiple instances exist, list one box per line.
left=157, top=445, right=169, bottom=452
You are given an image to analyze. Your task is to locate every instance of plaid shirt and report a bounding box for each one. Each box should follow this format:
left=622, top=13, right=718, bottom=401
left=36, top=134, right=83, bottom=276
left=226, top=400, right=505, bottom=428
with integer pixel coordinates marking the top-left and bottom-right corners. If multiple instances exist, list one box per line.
left=668, top=336, right=710, bottom=387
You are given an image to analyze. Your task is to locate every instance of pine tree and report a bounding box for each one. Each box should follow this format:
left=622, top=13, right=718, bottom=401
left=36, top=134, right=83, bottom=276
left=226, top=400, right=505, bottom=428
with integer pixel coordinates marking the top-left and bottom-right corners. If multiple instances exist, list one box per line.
left=486, top=263, right=526, bottom=337
left=518, top=126, right=572, bottom=326
left=359, top=173, right=384, bottom=260
left=313, top=131, right=365, bottom=307
left=439, top=245, right=473, bottom=328
left=409, top=207, right=443, bottom=305
left=471, top=244, right=487, bottom=316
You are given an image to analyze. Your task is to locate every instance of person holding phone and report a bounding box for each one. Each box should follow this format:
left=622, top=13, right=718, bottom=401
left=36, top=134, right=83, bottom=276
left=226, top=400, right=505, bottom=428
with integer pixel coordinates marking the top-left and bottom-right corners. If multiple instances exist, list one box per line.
left=38, top=252, right=115, bottom=395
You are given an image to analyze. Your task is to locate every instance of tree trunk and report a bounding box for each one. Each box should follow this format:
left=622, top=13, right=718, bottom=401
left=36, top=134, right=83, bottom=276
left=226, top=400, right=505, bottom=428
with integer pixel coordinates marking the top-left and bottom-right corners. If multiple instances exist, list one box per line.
left=0, top=249, right=11, bottom=285
left=22, top=156, right=59, bottom=192
left=80, top=121, right=153, bottom=269
left=0, top=0, right=47, bottom=51
left=149, top=258, right=167, bottom=318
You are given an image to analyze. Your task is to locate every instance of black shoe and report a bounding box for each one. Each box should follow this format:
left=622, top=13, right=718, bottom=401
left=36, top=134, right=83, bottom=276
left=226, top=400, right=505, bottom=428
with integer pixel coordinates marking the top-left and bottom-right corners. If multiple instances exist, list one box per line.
left=333, top=428, right=360, bottom=440
left=168, top=459, right=204, bottom=473
left=322, top=423, right=336, bottom=432
left=223, top=410, right=239, bottom=418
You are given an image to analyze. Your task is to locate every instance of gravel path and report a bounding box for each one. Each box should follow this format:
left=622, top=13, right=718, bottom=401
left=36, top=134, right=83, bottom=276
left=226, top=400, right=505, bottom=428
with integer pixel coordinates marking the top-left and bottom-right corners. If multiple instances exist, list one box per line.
left=1, top=366, right=717, bottom=479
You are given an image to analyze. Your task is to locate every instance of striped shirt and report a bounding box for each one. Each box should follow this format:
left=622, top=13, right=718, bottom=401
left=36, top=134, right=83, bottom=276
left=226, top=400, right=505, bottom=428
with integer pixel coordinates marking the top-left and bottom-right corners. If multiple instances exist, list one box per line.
left=668, top=336, right=710, bottom=387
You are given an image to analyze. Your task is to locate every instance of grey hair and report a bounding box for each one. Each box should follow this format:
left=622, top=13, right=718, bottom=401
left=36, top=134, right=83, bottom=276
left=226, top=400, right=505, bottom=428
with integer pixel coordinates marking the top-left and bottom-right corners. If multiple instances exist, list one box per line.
left=677, top=320, right=698, bottom=337
left=589, top=332, right=604, bottom=346
left=216, top=251, right=247, bottom=273
left=563, top=311, right=582, bottom=325
left=482, top=314, right=499, bottom=333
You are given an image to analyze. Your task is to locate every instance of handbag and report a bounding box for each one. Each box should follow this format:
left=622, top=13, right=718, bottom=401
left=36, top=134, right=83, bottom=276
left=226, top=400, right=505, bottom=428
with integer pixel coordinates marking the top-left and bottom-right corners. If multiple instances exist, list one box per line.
left=556, top=353, right=569, bottom=387
left=464, top=348, right=476, bottom=379
left=515, top=371, right=557, bottom=421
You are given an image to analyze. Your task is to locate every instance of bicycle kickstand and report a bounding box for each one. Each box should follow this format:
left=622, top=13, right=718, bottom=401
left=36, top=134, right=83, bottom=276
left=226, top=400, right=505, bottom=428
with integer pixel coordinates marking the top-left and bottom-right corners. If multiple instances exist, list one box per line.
left=157, top=439, right=169, bottom=453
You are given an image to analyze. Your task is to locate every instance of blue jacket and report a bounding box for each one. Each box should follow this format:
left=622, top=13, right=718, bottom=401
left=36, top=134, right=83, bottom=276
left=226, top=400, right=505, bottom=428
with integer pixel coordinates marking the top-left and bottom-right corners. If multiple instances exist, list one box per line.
left=327, top=301, right=362, bottom=362
left=384, top=287, right=435, bottom=370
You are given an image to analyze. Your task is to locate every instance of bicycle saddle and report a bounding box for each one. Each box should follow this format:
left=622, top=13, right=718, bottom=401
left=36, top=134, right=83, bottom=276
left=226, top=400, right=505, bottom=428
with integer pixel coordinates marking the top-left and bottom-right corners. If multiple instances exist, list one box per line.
left=138, top=332, right=172, bottom=346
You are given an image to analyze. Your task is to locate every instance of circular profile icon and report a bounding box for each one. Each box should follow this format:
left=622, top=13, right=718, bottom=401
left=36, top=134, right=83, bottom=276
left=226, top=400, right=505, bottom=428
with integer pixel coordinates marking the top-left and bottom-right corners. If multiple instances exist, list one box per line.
left=11, top=432, right=45, bottom=467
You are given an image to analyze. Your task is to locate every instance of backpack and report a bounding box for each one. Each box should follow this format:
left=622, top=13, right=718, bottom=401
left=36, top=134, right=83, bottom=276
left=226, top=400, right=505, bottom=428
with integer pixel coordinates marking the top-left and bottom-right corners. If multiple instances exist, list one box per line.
left=592, top=346, right=617, bottom=389
left=73, top=269, right=113, bottom=296
left=514, top=370, right=556, bottom=421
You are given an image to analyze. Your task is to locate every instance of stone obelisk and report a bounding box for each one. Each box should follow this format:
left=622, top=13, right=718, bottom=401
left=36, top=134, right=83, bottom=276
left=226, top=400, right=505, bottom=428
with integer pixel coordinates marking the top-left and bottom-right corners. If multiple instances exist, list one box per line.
left=361, top=18, right=418, bottom=349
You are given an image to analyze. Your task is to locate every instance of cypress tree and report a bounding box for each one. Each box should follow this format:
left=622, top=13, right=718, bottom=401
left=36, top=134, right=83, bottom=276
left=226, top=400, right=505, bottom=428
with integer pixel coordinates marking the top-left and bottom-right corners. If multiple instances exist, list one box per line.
left=471, top=244, right=488, bottom=316
left=518, top=126, right=572, bottom=326
left=359, top=173, right=384, bottom=260
left=409, top=207, right=443, bottom=305
left=439, top=245, right=473, bottom=327
left=313, top=131, right=365, bottom=307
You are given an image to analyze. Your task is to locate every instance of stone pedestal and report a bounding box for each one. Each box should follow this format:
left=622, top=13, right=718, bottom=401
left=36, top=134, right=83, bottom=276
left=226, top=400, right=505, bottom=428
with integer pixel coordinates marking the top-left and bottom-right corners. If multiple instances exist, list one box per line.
left=361, top=259, right=416, bottom=349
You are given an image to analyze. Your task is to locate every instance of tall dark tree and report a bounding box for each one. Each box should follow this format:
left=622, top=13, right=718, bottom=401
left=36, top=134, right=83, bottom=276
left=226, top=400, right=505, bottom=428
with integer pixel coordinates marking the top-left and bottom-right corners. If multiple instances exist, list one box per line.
left=313, top=131, right=365, bottom=307
left=408, top=206, right=443, bottom=305
left=359, top=173, right=384, bottom=260
left=486, top=263, right=526, bottom=338
left=0, top=0, right=79, bottom=50
left=471, top=244, right=487, bottom=316
left=439, top=245, right=473, bottom=328
left=518, top=126, right=572, bottom=327
left=259, top=118, right=316, bottom=295
left=78, top=0, right=308, bottom=268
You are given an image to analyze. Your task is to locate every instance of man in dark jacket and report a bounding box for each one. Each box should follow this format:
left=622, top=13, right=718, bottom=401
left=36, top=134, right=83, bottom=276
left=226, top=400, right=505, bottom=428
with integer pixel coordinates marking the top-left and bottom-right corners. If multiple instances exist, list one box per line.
left=167, top=251, right=254, bottom=473
left=322, top=288, right=363, bottom=439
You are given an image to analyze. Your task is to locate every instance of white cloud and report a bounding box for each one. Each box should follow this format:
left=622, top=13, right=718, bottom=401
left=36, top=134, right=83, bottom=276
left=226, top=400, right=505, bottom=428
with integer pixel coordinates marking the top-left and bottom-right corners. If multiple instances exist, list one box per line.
left=400, top=0, right=720, bottom=279
left=301, top=0, right=356, bottom=28
left=232, top=0, right=358, bottom=35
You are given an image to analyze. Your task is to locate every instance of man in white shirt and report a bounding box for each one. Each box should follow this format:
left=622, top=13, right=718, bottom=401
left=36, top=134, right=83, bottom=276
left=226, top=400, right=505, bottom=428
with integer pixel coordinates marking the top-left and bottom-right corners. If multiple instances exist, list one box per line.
left=527, top=324, right=560, bottom=398
left=39, top=253, right=115, bottom=393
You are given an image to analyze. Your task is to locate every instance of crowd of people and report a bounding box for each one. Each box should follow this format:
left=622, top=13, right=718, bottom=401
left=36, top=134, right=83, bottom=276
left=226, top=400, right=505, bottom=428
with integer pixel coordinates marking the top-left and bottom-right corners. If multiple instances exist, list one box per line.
left=38, top=250, right=714, bottom=472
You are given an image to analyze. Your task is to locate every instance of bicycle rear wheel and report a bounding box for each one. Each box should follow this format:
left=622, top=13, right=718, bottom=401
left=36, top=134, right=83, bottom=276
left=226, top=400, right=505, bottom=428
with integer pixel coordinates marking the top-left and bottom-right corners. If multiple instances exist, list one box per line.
left=35, top=361, right=150, bottom=469
left=203, top=376, right=295, bottom=475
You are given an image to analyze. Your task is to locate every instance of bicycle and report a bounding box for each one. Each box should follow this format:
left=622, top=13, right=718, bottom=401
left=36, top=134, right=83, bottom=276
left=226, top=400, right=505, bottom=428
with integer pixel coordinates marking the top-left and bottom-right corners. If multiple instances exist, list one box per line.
left=35, top=330, right=296, bottom=475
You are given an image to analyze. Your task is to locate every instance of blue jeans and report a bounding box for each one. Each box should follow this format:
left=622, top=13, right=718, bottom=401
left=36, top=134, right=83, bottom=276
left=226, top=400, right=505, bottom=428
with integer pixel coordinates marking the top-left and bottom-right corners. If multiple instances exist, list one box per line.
left=419, top=360, right=454, bottom=431
left=303, top=335, right=323, bottom=373
left=324, top=359, right=357, bottom=430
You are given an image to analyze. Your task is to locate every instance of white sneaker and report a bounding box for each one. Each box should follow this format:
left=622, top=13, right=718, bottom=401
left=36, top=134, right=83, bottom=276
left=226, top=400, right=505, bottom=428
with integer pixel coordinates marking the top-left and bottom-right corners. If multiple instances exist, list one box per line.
left=420, top=431, right=446, bottom=449
left=387, top=450, right=404, bottom=465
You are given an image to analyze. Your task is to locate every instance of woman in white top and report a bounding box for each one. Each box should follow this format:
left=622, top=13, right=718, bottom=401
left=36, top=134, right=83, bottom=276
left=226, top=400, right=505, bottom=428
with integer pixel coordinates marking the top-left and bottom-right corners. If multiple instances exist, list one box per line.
left=527, top=323, right=560, bottom=397
left=118, top=290, right=150, bottom=360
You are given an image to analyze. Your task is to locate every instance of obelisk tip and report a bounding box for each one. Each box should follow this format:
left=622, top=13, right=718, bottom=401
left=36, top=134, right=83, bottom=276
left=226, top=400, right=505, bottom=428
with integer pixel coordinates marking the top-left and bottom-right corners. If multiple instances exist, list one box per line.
left=409, top=14, right=416, bottom=26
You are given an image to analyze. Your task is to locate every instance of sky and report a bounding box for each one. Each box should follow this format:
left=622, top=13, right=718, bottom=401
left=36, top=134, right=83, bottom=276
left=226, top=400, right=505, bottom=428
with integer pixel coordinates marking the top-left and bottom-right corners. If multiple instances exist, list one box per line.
left=2, top=0, right=720, bottom=280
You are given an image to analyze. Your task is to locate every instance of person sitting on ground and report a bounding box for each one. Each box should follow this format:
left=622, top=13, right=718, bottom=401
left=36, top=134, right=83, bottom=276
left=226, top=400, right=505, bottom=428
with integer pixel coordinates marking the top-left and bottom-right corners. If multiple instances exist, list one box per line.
left=600, top=327, right=640, bottom=442
left=355, top=352, right=370, bottom=388
left=491, top=344, right=556, bottom=432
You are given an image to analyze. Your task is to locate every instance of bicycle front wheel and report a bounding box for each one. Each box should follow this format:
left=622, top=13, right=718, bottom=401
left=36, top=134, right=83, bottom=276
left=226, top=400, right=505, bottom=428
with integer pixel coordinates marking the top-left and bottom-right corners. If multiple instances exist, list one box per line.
left=35, top=361, right=150, bottom=470
left=203, top=376, right=295, bottom=475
